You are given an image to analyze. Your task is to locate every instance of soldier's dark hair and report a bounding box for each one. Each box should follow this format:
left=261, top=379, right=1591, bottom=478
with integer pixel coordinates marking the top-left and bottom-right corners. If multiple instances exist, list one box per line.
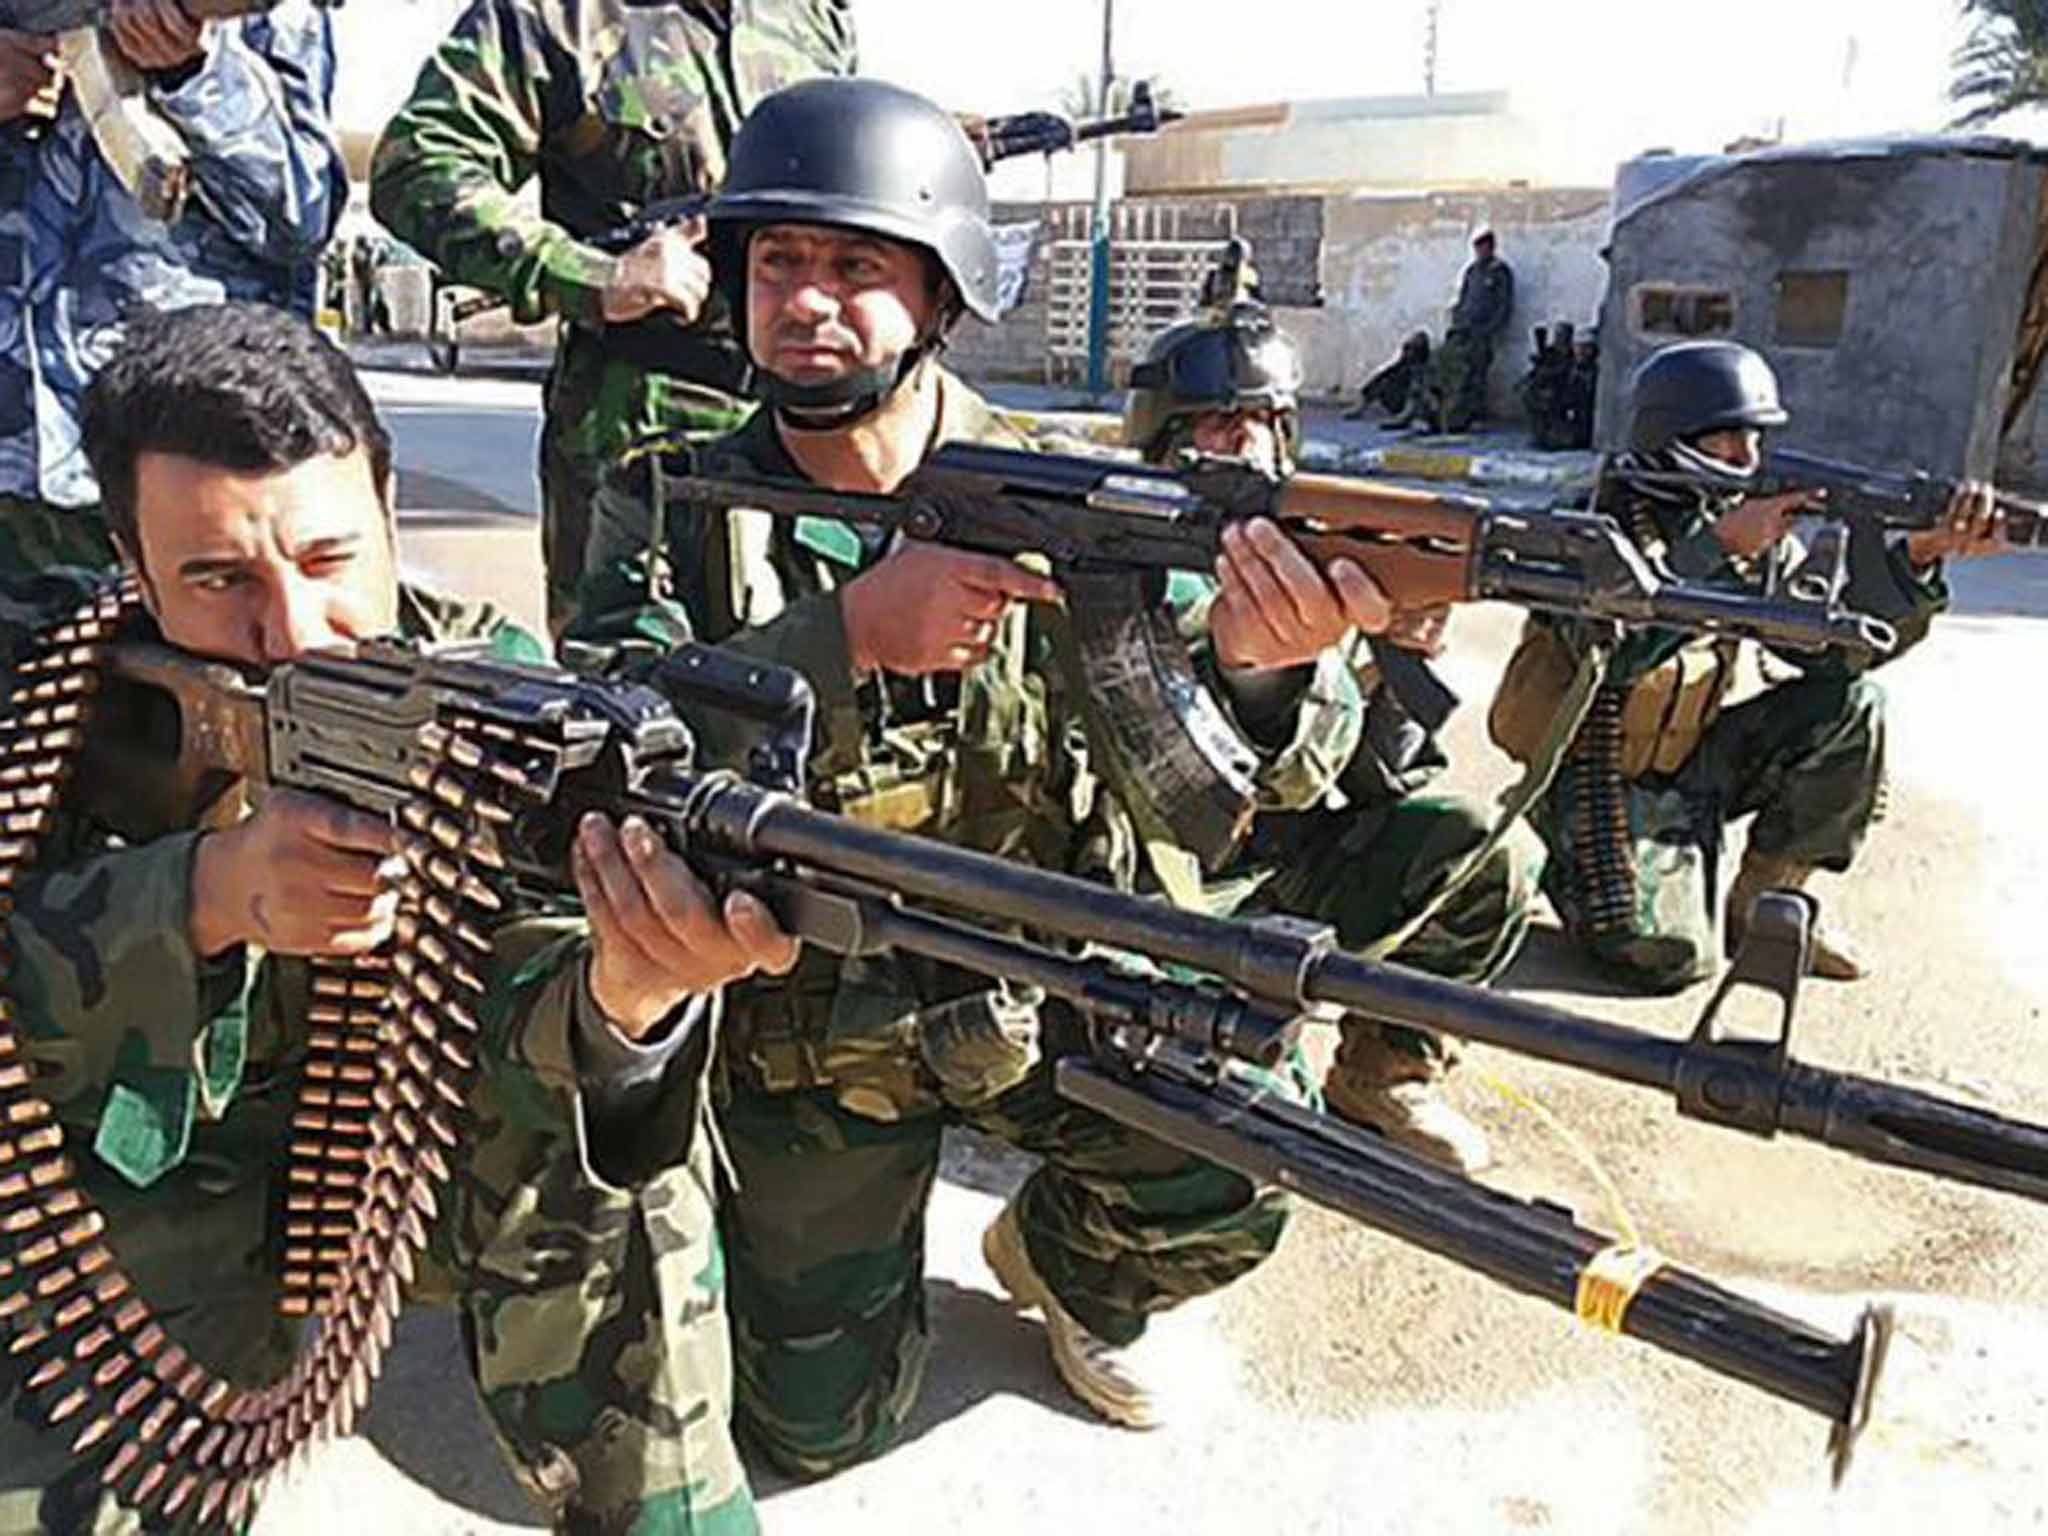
left=82, top=302, right=394, bottom=562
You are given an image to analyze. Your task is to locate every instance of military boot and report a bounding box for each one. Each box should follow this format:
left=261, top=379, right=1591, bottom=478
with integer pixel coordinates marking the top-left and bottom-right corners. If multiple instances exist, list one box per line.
left=1724, top=850, right=1867, bottom=982
left=983, top=1201, right=1162, bottom=1429
left=1321, top=1024, right=1493, bottom=1176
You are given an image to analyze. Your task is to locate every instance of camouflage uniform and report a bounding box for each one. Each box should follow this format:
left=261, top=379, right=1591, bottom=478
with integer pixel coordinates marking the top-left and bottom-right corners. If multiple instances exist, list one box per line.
left=569, top=371, right=1360, bottom=1479
left=0, top=1, right=343, bottom=565
left=1519, top=466, right=1946, bottom=992
left=0, top=576, right=752, bottom=1536
left=1428, top=252, right=1514, bottom=432
left=368, top=0, right=857, bottom=635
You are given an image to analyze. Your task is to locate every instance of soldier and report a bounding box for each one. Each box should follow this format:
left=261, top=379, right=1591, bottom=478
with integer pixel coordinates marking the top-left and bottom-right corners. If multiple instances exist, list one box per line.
left=1421, top=228, right=1514, bottom=434
left=0, top=0, right=343, bottom=573
left=1123, top=300, right=1541, bottom=1173
left=370, top=0, right=858, bottom=637
left=569, top=77, right=1386, bottom=1472
left=1343, top=330, right=1431, bottom=423
left=0, top=303, right=795, bottom=1535
left=1489, top=340, right=2006, bottom=991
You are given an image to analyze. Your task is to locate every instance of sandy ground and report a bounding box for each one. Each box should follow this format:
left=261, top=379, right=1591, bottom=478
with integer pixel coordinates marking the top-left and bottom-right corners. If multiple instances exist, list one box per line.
left=249, top=381, right=2048, bottom=1534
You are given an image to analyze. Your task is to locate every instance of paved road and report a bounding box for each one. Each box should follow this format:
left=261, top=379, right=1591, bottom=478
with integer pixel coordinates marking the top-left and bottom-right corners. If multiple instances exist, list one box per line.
left=257, top=374, right=2048, bottom=1534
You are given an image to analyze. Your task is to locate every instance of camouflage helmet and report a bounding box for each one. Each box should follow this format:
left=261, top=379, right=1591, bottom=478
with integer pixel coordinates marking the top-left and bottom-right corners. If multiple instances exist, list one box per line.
left=708, top=78, right=1000, bottom=422
left=1123, top=303, right=1304, bottom=464
left=1627, top=340, right=1787, bottom=454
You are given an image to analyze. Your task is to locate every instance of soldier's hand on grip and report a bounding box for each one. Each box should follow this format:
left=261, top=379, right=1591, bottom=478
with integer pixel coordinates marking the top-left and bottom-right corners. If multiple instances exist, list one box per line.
left=1906, top=480, right=2007, bottom=567
left=0, top=29, right=61, bottom=123
left=1715, top=489, right=1823, bottom=560
left=601, top=216, right=714, bottom=326
left=574, top=813, right=799, bottom=1040
left=1211, top=517, right=1391, bottom=672
left=840, top=543, right=1063, bottom=677
left=189, top=790, right=404, bottom=960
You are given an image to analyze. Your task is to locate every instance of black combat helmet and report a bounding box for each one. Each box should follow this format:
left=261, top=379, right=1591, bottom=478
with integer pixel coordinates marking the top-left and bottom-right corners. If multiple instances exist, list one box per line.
left=1627, top=340, right=1788, bottom=454
left=708, top=78, right=999, bottom=425
left=1124, top=303, right=1305, bottom=465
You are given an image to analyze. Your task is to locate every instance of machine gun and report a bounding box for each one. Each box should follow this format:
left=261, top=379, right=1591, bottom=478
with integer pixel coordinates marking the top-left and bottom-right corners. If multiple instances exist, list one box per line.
left=657, top=441, right=1899, bottom=868
left=14, top=0, right=341, bottom=222
left=1, top=588, right=2043, bottom=1526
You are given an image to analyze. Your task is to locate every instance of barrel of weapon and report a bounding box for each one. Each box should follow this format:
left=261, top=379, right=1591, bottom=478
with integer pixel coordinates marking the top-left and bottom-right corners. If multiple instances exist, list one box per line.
left=1759, top=447, right=2046, bottom=549
left=0, top=593, right=539, bottom=1529
left=658, top=768, right=2048, bottom=1206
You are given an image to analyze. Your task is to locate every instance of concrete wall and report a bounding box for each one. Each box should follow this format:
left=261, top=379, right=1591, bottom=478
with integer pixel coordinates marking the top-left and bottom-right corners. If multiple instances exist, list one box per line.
left=949, top=187, right=1613, bottom=419
left=1595, top=147, right=2047, bottom=481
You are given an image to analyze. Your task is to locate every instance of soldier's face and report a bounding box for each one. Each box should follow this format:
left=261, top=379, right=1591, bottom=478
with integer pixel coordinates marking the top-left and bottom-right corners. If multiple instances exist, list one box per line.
left=124, top=446, right=402, bottom=669
left=1190, top=409, right=1284, bottom=477
left=747, top=224, right=936, bottom=385
left=1694, top=428, right=1762, bottom=473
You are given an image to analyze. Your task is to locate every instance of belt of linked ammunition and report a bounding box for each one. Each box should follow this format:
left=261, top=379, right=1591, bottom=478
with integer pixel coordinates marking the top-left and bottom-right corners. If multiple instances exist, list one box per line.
left=0, top=584, right=547, bottom=1531
left=1568, top=685, right=1637, bottom=940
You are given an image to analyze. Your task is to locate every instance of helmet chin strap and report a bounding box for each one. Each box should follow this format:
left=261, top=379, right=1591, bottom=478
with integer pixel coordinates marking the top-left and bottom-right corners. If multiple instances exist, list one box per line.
left=763, top=316, right=953, bottom=431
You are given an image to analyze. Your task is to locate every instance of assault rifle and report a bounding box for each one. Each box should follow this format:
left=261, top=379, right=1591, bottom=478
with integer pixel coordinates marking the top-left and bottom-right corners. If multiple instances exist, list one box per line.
left=12, top=618, right=2044, bottom=1524
left=586, top=79, right=1184, bottom=257
left=15, top=0, right=342, bottom=222
left=1622, top=446, right=2045, bottom=550
left=659, top=442, right=1899, bottom=865
left=1753, top=446, right=2046, bottom=549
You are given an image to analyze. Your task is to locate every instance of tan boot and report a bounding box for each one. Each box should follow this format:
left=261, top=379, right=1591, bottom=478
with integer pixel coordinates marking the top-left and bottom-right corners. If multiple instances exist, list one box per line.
left=1724, top=851, right=1867, bottom=982
left=1323, top=1076, right=1494, bottom=1176
left=983, top=1202, right=1162, bottom=1429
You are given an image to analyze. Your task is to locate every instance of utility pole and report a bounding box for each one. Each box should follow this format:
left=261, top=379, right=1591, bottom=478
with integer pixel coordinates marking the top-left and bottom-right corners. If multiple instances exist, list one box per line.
left=1423, top=0, right=1440, bottom=97
left=1084, top=0, right=1115, bottom=400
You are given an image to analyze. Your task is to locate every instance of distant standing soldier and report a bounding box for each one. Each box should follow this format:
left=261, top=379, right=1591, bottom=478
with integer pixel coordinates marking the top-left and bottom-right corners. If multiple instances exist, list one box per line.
left=1424, top=228, right=1514, bottom=433
left=370, top=0, right=857, bottom=635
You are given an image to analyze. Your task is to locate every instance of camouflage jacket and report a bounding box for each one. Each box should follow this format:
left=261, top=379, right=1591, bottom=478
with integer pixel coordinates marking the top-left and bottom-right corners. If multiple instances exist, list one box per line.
left=0, top=2, right=344, bottom=507
left=0, top=573, right=702, bottom=1215
left=1449, top=255, right=1514, bottom=340
left=570, top=370, right=1364, bottom=891
left=368, top=0, right=855, bottom=384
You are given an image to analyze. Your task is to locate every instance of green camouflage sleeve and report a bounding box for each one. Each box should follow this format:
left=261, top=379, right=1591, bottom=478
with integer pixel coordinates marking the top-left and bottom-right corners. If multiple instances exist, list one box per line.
left=6, top=833, right=254, bottom=1185
left=368, top=0, right=617, bottom=325
left=476, top=918, right=711, bottom=1193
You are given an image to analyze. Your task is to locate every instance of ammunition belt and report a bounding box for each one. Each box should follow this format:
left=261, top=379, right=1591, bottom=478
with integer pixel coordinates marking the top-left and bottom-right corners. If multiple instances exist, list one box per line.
left=0, top=586, right=549, bottom=1530
left=1567, top=684, right=1637, bottom=939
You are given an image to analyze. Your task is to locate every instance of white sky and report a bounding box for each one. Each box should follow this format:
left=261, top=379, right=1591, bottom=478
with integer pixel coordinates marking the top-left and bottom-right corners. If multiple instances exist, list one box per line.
left=339, top=1, right=2015, bottom=195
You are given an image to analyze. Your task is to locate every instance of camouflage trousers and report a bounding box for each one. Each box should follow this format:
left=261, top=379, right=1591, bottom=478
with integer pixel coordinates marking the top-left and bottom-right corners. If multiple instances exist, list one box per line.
left=0, top=499, right=118, bottom=576
left=1242, top=794, right=1544, bottom=1091
left=1427, top=330, right=1495, bottom=432
left=540, top=346, right=752, bottom=639
left=0, top=1047, right=750, bottom=1536
left=1534, top=672, right=1886, bottom=993
left=714, top=967, right=1291, bottom=1481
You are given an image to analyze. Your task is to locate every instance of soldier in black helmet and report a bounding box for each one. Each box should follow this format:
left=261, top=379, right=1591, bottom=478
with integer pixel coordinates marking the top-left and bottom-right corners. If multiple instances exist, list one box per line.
left=1489, top=339, right=2006, bottom=991
left=1122, top=297, right=1540, bottom=1177
left=571, top=78, right=1379, bottom=1473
